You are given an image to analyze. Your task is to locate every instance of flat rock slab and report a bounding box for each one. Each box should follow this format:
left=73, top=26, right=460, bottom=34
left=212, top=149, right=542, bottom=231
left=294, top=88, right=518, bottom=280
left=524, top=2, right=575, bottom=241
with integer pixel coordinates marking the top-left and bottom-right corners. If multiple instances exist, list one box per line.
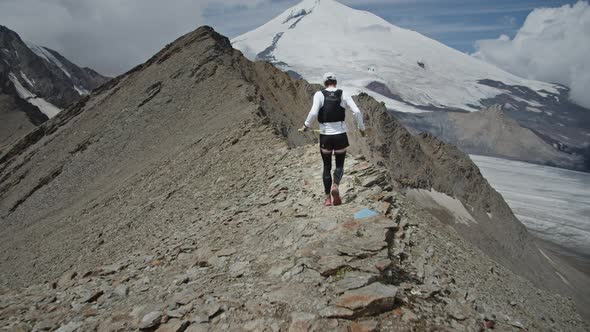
left=334, top=272, right=377, bottom=293
left=335, top=283, right=398, bottom=318
left=313, top=255, right=350, bottom=277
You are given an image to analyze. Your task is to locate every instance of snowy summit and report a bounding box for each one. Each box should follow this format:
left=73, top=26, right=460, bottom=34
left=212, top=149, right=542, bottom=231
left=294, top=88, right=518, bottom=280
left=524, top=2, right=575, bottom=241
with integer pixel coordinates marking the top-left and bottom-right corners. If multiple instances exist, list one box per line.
left=232, top=0, right=562, bottom=113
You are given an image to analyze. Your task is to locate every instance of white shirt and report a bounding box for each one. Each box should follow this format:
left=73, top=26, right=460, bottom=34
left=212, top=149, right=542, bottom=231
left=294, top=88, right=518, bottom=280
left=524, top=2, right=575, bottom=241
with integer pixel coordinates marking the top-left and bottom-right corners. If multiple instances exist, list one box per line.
left=304, top=87, right=366, bottom=135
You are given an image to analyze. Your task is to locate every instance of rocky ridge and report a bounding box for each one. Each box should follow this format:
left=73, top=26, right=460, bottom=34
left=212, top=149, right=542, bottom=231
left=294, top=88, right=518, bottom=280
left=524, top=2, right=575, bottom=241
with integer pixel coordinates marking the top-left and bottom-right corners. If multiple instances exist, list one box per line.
left=0, top=147, right=585, bottom=331
left=0, top=26, right=587, bottom=330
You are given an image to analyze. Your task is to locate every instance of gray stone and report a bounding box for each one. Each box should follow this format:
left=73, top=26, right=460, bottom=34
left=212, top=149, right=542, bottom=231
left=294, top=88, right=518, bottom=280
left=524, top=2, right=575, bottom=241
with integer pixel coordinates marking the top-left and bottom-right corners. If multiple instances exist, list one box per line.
left=57, top=271, right=78, bottom=288
left=202, top=303, right=221, bottom=318
left=334, top=271, right=376, bottom=293
left=314, top=255, right=350, bottom=277
left=288, top=312, right=316, bottom=332
left=55, top=322, right=83, bottom=332
left=82, top=290, right=104, bottom=303
left=155, top=319, right=190, bottom=332
left=34, top=319, right=59, bottom=331
left=113, top=284, right=129, bottom=297
left=229, top=261, right=249, bottom=278
left=361, top=174, right=385, bottom=188
left=167, top=304, right=193, bottom=318
left=192, top=314, right=209, bottom=323
left=139, top=311, right=162, bottom=330
left=184, top=323, right=209, bottom=332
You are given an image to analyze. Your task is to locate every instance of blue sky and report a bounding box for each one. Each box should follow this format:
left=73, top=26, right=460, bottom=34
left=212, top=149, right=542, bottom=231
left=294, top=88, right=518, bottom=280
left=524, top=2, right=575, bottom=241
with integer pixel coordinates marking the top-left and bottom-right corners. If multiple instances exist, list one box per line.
left=204, top=0, right=576, bottom=53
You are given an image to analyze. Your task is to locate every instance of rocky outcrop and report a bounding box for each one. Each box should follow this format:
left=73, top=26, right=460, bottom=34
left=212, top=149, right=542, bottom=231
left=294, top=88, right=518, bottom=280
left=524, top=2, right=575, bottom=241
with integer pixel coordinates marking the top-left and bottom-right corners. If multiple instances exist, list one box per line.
left=346, top=94, right=590, bottom=319
left=0, top=25, right=109, bottom=149
left=0, top=25, right=587, bottom=330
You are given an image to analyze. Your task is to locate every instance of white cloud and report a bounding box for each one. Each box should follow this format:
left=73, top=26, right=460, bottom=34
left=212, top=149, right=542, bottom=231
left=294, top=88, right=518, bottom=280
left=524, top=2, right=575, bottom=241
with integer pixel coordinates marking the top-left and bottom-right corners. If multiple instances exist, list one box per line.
left=473, top=1, right=590, bottom=108
left=0, top=0, right=272, bottom=76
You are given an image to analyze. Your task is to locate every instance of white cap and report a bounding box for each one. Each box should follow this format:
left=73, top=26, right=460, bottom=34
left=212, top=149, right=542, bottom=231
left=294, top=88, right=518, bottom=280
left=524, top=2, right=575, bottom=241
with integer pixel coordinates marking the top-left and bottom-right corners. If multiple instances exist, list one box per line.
left=323, top=72, right=337, bottom=82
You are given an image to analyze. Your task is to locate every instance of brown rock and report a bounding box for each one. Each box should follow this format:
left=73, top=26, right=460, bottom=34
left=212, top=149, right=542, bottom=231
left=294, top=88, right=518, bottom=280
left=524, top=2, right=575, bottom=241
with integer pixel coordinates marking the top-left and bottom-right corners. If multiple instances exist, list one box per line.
left=376, top=202, right=391, bottom=215
left=318, top=306, right=355, bottom=319
left=82, top=306, right=98, bottom=317
left=288, top=312, right=316, bottom=332
left=350, top=321, right=378, bottom=332
left=483, top=319, right=495, bottom=329
left=335, top=283, right=397, bottom=318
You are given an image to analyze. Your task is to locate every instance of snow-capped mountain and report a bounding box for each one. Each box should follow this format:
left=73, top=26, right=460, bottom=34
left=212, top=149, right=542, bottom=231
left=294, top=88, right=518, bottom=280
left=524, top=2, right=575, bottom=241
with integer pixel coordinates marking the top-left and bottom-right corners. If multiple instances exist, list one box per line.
left=0, top=25, right=109, bottom=149
left=232, top=0, right=590, bottom=170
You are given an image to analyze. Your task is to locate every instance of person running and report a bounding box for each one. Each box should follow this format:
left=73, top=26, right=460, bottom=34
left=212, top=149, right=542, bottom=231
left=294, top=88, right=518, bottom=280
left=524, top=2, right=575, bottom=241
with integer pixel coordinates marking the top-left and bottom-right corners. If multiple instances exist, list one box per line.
left=299, top=72, right=366, bottom=206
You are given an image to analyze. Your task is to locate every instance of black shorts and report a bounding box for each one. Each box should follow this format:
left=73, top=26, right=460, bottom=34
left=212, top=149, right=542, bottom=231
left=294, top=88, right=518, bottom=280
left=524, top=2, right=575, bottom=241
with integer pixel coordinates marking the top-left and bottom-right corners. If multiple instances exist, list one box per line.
left=320, top=133, right=349, bottom=151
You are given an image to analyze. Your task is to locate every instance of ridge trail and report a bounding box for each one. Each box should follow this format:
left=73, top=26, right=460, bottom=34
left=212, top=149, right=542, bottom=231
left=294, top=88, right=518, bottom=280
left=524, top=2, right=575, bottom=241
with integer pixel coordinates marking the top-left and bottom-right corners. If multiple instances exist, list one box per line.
left=1, top=143, right=585, bottom=331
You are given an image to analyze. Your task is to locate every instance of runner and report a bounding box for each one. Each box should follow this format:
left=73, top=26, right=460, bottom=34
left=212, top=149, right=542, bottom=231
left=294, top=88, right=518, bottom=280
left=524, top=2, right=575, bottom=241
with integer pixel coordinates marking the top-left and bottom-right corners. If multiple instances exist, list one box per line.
left=300, top=72, right=366, bottom=206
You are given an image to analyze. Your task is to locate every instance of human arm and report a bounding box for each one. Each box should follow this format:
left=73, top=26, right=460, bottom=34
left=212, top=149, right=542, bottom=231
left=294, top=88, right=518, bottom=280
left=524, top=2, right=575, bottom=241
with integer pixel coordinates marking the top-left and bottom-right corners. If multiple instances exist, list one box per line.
left=303, top=92, right=322, bottom=129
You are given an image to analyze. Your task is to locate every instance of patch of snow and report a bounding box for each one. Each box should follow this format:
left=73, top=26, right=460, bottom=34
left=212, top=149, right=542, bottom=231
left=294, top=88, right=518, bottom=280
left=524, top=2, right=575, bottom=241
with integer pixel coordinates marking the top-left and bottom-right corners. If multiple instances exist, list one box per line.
left=20, top=71, right=35, bottom=87
left=538, top=248, right=556, bottom=266
left=26, top=42, right=72, bottom=78
left=9, top=73, right=35, bottom=99
left=486, top=212, right=493, bottom=219
left=341, top=83, right=431, bottom=114
left=555, top=271, right=572, bottom=287
left=26, top=42, right=50, bottom=62
left=526, top=107, right=542, bottom=113
left=8, top=73, right=61, bottom=118
left=408, top=188, right=477, bottom=225
left=511, top=95, right=543, bottom=107
left=27, top=98, right=62, bottom=118
left=74, top=85, right=90, bottom=95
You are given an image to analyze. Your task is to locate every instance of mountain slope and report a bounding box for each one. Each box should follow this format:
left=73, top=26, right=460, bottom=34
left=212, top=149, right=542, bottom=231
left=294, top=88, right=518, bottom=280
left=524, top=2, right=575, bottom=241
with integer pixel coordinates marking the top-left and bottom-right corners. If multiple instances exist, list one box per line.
left=395, top=104, right=584, bottom=170
left=0, top=25, right=109, bottom=149
left=232, top=0, right=590, bottom=169
left=0, top=26, right=587, bottom=329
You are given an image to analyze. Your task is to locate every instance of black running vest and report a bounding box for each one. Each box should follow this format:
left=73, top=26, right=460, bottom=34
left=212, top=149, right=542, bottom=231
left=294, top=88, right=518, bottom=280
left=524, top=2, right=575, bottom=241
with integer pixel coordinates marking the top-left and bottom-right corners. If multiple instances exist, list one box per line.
left=318, top=89, right=345, bottom=124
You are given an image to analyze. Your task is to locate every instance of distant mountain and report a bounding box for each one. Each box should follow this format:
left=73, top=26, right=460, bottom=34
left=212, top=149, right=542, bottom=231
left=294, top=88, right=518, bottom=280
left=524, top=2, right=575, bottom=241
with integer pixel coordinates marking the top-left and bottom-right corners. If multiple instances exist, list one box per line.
left=395, top=104, right=587, bottom=170
left=0, top=25, right=109, bottom=149
left=232, top=0, right=590, bottom=170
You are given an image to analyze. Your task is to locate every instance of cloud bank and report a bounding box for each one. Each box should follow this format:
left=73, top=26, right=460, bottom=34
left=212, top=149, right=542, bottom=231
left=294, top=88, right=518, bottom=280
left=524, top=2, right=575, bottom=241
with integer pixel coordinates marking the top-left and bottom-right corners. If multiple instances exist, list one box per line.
left=0, top=0, right=270, bottom=76
left=474, top=1, right=590, bottom=108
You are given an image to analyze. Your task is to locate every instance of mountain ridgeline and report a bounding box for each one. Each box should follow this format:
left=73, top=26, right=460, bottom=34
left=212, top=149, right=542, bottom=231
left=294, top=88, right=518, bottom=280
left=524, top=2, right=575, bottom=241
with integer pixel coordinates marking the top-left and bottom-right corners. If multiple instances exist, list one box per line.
left=0, top=26, right=588, bottom=330
left=232, top=0, right=590, bottom=172
left=0, top=25, right=109, bottom=150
